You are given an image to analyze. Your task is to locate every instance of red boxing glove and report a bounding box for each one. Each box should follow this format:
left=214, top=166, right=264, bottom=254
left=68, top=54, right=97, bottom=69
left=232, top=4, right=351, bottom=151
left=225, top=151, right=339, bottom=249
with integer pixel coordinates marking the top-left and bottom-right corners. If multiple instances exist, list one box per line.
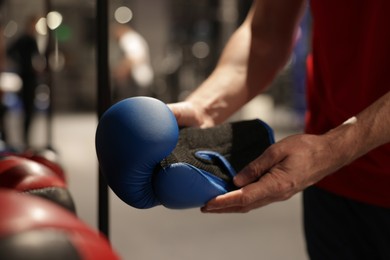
left=0, top=156, right=75, bottom=212
left=0, top=190, right=120, bottom=260
left=20, top=148, right=67, bottom=182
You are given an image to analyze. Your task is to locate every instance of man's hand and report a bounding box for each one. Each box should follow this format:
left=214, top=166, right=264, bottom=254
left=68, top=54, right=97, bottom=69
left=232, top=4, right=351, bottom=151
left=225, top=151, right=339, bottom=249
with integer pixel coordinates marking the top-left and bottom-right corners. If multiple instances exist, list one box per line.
left=201, top=133, right=347, bottom=213
left=168, top=101, right=215, bottom=128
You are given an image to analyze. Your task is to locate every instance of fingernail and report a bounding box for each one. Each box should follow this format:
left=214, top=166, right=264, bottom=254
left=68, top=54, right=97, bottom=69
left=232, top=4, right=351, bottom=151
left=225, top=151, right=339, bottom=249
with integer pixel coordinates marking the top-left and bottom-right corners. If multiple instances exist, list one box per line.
left=233, top=175, right=243, bottom=186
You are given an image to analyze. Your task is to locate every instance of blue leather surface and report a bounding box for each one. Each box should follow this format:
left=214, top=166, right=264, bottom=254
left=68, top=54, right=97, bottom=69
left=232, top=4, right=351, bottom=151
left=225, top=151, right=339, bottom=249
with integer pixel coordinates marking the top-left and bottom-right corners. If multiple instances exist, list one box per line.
left=95, top=97, right=179, bottom=209
left=154, top=163, right=231, bottom=209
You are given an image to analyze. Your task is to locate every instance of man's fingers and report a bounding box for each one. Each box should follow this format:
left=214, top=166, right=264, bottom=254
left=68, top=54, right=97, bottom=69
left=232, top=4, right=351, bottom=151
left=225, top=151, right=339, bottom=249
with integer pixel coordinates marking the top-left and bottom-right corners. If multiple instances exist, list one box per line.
left=168, top=102, right=202, bottom=127
left=202, top=189, right=245, bottom=211
left=202, top=170, right=291, bottom=213
left=234, top=146, right=283, bottom=187
left=202, top=181, right=270, bottom=212
left=201, top=205, right=247, bottom=214
left=201, top=199, right=273, bottom=214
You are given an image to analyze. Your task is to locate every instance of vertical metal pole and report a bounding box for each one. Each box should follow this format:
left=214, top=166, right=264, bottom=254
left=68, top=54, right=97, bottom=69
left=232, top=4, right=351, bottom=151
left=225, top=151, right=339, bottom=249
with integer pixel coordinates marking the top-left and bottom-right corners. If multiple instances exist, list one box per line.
left=96, top=0, right=110, bottom=238
left=44, top=0, right=54, bottom=150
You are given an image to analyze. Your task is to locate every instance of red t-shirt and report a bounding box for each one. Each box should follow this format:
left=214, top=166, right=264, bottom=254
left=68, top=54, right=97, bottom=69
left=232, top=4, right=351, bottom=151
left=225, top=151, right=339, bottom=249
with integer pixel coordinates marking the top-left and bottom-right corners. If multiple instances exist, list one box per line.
left=306, top=0, right=390, bottom=207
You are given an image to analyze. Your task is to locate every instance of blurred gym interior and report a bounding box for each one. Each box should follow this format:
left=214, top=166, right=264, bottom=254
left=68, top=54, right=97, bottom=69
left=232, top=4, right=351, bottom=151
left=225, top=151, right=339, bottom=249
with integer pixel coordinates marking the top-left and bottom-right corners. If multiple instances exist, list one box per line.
left=0, top=0, right=310, bottom=259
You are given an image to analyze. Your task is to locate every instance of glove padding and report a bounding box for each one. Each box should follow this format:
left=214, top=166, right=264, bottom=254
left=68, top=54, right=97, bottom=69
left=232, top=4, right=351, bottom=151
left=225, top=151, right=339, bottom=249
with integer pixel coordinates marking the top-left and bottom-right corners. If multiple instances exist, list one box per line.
left=95, top=97, right=274, bottom=209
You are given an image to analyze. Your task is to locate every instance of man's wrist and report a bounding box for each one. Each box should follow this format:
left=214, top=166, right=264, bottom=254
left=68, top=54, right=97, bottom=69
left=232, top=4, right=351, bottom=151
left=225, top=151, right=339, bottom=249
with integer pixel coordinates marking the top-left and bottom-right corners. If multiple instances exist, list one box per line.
left=322, top=119, right=361, bottom=168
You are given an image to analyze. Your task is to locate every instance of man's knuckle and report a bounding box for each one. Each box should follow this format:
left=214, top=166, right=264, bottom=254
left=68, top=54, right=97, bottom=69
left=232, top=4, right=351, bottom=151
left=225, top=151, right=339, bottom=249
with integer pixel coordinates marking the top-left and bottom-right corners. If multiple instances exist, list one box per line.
left=266, top=146, right=279, bottom=160
left=247, top=163, right=262, bottom=178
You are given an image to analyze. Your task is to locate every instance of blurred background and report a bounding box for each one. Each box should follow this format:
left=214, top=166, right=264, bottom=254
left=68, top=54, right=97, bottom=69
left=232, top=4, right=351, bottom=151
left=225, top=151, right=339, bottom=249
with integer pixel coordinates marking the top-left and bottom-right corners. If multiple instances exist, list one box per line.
left=0, top=0, right=311, bottom=259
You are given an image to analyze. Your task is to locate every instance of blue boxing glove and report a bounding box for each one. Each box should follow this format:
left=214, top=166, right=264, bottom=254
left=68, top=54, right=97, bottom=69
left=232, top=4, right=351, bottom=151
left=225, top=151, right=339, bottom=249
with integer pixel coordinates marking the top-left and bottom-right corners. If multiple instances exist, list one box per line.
left=95, top=97, right=275, bottom=209
left=96, top=97, right=178, bottom=209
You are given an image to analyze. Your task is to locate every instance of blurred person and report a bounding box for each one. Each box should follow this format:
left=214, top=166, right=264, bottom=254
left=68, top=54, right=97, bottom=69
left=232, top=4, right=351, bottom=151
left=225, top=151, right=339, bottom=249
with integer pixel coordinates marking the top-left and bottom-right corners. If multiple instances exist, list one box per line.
left=111, top=23, right=154, bottom=101
left=7, top=16, right=40, bottom=149
left=168, top=0, right=390, bottom=259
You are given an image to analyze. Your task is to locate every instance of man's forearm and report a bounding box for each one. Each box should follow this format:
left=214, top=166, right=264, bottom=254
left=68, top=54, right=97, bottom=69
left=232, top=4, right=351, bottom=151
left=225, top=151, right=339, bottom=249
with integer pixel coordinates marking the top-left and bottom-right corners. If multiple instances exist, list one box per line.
left=185, top=10, right=255, bottom=125
left=325, top=91, right=390, bottom=166
left=247, top=0, right=307, bottom=92
left=186, top=0, right=306, bottom=125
